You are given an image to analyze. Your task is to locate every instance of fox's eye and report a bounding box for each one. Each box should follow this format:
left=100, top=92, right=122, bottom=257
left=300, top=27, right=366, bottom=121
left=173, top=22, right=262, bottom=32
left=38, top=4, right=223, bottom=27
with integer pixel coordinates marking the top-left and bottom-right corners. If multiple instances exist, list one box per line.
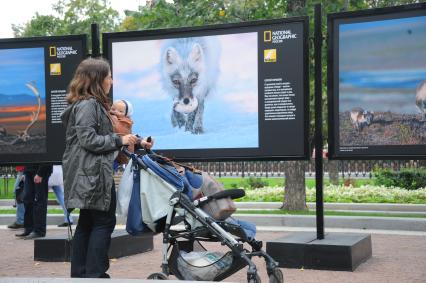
left=190, top=78, right=198, bottom=84
left=173, top=80, right=180, bottom=86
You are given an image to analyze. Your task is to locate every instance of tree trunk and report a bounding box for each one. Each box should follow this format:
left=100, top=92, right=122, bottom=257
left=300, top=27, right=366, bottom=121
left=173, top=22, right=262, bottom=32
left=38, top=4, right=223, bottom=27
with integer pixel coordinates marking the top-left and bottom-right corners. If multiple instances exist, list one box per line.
left=282, top=161, right=307, bottom=211
left=280, top=0, right=308, bottom=212
left=328, top=160, right=339, bottom=185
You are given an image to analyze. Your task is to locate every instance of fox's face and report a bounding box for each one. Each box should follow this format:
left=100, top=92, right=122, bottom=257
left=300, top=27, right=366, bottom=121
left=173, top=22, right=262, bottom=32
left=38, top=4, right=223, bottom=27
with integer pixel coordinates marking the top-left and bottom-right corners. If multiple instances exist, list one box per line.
left=164, top=43, right=205, bottom=114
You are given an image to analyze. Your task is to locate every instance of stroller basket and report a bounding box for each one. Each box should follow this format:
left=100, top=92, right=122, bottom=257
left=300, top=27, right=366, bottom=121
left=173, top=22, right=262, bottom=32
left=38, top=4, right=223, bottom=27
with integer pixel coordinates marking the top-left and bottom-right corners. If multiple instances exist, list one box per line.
left=169, top=240, right=247, bottom=282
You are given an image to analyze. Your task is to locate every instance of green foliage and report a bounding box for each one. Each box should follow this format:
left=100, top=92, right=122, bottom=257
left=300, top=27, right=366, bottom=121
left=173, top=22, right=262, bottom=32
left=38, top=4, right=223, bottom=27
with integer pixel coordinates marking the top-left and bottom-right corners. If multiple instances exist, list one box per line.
left=219, top=177, right=284, bottom=189
left=244, top=177, right=269, bottom=189
left=218, top=177, right=372, bottom=190
left=12, top=0, right=120, bottom=50
left=373, top=168, right=426, bottom=190
left=237, top=185, right=426, bottom=203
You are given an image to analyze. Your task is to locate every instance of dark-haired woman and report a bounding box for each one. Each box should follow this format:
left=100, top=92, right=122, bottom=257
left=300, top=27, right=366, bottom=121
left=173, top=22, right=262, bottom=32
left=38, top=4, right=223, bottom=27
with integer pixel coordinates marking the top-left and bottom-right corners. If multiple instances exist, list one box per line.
left=61, top=58, right=139, bottom=278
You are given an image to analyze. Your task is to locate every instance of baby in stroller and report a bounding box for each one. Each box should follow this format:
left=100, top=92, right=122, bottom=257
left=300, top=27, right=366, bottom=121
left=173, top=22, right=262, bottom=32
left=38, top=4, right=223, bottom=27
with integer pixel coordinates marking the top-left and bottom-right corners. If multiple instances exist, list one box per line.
left=119, top=151, right=283, bottom=283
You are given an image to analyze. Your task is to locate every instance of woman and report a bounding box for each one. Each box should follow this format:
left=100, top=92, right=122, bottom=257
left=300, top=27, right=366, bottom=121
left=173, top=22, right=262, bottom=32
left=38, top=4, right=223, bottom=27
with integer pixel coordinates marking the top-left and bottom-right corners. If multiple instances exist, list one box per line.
left=61, top=58, right=150, bottom=278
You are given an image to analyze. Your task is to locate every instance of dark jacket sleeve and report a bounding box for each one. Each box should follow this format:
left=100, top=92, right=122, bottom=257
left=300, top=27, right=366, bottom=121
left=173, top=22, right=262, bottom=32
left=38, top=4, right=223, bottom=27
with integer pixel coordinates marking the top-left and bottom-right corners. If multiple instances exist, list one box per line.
left=36, top=165, right=53, bottom=178
left=74, top=100, right=122, bottom=153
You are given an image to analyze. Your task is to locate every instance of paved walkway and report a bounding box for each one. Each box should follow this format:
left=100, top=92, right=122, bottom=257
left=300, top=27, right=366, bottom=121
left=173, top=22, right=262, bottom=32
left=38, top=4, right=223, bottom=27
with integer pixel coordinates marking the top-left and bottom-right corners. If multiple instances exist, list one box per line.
left=0, top=227, right=425, bottom=282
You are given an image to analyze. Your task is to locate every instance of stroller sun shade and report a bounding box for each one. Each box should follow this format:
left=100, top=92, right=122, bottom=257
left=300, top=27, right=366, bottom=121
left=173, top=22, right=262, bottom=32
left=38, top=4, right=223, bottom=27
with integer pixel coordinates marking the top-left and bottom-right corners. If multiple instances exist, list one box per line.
left=141, top=155, right=184, bottom=190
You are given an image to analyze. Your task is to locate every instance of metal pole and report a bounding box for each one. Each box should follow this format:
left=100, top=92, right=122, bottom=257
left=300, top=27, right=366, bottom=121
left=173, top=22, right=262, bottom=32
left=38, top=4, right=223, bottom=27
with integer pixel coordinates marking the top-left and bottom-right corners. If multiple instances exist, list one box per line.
left=91, top=23, right=100, bottom=58
left=314, top=3, right=324, bottom=240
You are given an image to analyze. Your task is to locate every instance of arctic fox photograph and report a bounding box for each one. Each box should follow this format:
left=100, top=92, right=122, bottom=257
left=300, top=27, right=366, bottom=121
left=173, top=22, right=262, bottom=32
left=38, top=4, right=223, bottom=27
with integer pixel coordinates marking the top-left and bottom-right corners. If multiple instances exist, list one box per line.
left=112, top=32, right=258, bottom=150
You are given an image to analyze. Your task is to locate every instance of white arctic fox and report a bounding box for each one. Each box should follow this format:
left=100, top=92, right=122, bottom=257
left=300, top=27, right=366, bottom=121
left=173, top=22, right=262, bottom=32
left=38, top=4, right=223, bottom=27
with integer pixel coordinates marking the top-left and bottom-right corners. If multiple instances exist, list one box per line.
left=160, top=37, right=220, bottom=134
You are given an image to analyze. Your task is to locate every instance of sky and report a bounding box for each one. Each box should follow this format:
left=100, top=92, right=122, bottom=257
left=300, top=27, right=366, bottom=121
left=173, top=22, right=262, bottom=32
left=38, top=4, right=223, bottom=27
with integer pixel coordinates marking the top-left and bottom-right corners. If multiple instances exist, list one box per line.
left=0, top=0, right=146, bottom=38
left=0, top=48, right=46, bottom=97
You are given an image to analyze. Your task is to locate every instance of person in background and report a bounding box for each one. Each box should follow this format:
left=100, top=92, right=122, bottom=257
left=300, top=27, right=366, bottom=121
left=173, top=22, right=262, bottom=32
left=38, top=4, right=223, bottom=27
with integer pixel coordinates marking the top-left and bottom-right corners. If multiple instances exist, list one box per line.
left=7, top=166, right=25, bottom=229
left=48, top=165, right=74, bottom=227
left=61, top=57, right=152, bottom=278
left=15, top=164, right=53, bottom=239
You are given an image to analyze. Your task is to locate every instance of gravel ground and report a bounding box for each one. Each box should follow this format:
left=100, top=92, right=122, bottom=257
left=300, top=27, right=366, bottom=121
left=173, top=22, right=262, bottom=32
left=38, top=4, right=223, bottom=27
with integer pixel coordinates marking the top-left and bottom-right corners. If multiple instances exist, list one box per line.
left=0, top=228, right=425, bottom=283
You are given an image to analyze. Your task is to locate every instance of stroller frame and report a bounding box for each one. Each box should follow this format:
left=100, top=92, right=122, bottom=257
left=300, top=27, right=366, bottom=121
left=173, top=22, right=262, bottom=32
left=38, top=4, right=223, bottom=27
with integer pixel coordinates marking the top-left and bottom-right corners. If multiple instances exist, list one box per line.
left=126, top=150, right=282, bottom=282
left=158, top=189, right=281, bottom=282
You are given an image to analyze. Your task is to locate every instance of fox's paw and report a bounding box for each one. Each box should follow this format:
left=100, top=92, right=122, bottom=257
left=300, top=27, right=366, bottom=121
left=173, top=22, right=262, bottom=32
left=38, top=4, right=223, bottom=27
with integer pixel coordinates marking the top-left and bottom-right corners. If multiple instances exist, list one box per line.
left=192, top=127, right=204, bottom=134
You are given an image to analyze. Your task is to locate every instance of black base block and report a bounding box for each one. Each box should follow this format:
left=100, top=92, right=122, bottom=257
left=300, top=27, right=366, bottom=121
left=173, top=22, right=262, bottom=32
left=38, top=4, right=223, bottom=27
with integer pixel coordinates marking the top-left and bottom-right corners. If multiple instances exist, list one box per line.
left=266, top=232, right=372, bottom=271
left=34, top=230, right=154, bottom=262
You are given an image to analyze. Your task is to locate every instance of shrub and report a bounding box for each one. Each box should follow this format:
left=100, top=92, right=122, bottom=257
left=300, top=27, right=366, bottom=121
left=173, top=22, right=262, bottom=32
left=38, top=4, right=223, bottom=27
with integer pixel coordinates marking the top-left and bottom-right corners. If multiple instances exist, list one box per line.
left=236, top=185, right=426, bottom=204
left=374, top=168, right=426, bottom=190
left=243, top=177, right=268, bottom=189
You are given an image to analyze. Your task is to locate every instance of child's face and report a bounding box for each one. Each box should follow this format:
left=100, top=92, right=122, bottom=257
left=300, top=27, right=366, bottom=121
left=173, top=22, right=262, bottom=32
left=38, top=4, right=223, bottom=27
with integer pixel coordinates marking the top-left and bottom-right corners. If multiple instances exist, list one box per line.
left=110, top=101, right=126, bottom=118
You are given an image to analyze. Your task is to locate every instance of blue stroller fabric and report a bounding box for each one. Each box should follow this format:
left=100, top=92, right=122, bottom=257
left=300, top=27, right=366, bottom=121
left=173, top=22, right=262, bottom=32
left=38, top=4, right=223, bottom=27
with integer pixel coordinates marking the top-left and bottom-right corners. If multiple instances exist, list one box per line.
left=185, top=170, right=203, bottom=189
left=126, top=167, right=147, bottom=235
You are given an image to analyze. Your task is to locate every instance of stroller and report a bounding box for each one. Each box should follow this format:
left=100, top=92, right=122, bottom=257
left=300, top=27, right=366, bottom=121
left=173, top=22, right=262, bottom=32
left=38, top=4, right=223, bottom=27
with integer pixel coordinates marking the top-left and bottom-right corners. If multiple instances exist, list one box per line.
left=120, top=149, right=283, bottom=283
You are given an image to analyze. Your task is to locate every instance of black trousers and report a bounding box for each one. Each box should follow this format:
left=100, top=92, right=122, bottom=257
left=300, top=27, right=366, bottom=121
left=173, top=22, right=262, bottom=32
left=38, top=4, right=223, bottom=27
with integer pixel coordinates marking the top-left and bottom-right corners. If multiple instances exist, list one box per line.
left=71, top=185, right=117, bottom=278
left=23, top=171, right=49, bottom=235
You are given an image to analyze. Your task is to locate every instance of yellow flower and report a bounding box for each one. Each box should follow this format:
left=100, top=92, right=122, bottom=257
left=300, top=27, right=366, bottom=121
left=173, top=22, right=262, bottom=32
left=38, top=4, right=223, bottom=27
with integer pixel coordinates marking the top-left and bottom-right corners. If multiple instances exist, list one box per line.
left=219, top=9, right=225, bottom=17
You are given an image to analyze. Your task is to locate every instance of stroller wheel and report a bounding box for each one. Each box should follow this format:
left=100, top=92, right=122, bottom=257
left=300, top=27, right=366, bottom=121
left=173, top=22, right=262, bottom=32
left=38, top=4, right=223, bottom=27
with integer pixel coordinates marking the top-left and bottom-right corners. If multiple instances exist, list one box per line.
left=147, top=272, right=168, bottom=280
left=268, top=268, right=283, bottom=283
left=248, top=273, right=261, bottom=283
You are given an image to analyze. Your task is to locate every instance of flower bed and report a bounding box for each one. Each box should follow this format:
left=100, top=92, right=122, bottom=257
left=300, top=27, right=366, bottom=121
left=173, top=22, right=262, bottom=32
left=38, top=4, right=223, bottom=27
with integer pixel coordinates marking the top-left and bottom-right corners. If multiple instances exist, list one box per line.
left=236, top=185, right=426, bottom=204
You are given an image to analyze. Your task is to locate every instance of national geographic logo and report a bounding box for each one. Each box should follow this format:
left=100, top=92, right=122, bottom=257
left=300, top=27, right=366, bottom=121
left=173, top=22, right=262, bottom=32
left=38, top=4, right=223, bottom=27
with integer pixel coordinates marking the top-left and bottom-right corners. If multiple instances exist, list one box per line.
left=264, top=31, right=272, bottom=42
left=49, top=46, right=56, bottom=57
left=264, top=49, right=276, bottom=63
left=49, top=46, right=78, bottom=59
left=50, top=63, right=61, bottom=76
left=264, top=29, right=297, bottom=44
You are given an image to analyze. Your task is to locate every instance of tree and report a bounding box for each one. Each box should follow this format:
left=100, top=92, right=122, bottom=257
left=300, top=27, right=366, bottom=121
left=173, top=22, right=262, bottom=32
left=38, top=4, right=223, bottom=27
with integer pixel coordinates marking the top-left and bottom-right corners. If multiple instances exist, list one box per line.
left=281, top=0, right=308, bottom=211
left=12, top=0, right=120, bottom=39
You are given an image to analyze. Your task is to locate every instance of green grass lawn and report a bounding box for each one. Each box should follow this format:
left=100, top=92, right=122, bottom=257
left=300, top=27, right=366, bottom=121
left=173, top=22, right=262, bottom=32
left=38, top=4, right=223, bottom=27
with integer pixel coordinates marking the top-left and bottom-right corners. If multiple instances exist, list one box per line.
left=0, top=208, right=79, bottom=214
left=0, top=178, right=57, bottom=199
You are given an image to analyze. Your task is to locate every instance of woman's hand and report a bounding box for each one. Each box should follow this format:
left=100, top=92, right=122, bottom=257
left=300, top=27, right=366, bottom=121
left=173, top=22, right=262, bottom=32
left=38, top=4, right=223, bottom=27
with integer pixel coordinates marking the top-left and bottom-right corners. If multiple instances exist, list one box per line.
left=121, top=134, right=137, bottom=146
left=140, top=137, right=154, bottom=150
left=34, top=175, right=42, bottom=184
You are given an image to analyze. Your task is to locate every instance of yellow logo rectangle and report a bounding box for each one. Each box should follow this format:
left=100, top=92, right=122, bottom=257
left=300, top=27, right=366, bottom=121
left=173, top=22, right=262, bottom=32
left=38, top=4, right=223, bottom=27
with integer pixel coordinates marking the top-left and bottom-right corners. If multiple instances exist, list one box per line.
left=50, top=63, right=61, bottom=76
left=264, top=31, right=272, bottom=42
left=264, top=49, right=276, bottom=63
left=49, top=46, right=56, bottom=57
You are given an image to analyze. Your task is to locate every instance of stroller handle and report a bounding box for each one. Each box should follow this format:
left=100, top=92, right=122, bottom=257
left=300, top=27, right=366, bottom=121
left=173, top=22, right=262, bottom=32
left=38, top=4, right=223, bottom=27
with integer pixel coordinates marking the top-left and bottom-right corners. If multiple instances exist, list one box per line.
left=210, top=189, right=245, bottom=200
left=121, top=146, right=148, bottom=170
left=194, top=189, right=245, bottom=208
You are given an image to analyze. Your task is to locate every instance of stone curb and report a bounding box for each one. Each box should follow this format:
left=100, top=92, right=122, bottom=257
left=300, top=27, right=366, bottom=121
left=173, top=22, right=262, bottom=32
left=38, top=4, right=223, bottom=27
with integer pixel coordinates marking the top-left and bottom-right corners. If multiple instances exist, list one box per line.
left=234, top=214, right=426, bottom=232
left=1, top=214, right=425, bottom=231
left=235, top=202, right=426, bottom=212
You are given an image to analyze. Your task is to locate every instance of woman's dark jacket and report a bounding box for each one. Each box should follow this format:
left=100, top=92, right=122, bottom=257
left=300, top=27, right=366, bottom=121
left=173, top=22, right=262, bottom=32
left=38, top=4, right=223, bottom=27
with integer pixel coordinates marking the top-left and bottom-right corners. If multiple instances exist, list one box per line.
left=24, top=164, right=53, bottom=178
left=61, top=98, right=123, bottom=212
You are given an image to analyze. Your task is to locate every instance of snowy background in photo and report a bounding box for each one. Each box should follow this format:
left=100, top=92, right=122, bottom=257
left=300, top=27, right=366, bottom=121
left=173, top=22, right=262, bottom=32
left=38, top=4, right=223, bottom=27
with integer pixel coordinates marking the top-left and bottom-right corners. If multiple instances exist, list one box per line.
left=112, top=32, right=259, bottom=150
